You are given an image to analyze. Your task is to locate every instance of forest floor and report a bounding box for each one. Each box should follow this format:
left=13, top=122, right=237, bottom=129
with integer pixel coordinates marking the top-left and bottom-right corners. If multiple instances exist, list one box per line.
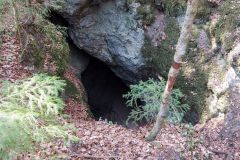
left=1, top=34, right=240, bottom=160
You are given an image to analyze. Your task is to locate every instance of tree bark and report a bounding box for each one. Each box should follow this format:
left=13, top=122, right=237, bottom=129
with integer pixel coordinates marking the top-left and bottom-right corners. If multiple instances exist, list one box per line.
left=11, top=0, right=20, bottom=35
left=145, top=0, right=199, bottom=141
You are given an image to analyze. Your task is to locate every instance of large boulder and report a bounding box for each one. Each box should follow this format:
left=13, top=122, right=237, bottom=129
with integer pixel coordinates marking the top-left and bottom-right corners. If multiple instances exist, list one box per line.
left=60, top=0, right=147, bottom=83
left=206, top=44, right=240, bottom=120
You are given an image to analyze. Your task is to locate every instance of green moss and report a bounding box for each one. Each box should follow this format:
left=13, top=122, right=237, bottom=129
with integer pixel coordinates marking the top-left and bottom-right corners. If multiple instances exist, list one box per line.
left=195, top=0, right=211, bottom=19
left=157, top=0, right=211, bottom=18
left=160, top=0, right=186, bottom=16
left=213, top=0, right=240, bottom=51
left=142, top=18, right=180, bottom=78
left=160, top=0, right=211, bottom=18
left=44, top=24, right=70, bottom=75
left=137, top=4, right=155, bottom=26
left=191, top=25, right=200, bottom=39
left=125, top=0, right=155, bottom=26
left=64, top=78, right=88, bottom=104
left=126, top=0, right=135, bottom=6
left=22, top=21, right=69, bottom=76
left=176, top=37, right=211, bottom=122
left=176, top=68, right=209, bottom=123
left=0, top=0, right=69, bottom=74
left=223, top=34, right=235, bottom=52
left=29, top=36, right=45, bottom=68
left=127, top=0, right=187, bottom=26
left=64, top=79, right=80, bottom=98
left=137, top=0, right=155, bottom=5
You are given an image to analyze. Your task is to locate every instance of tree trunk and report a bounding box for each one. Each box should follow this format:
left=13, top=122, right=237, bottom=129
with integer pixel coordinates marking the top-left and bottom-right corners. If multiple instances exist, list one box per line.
left=11, top=0, right=20, bottom=35
left=145, top=0, right=199, bottom=141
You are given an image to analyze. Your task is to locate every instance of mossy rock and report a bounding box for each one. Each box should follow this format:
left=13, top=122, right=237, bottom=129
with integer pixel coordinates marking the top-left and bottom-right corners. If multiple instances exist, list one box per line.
left=159, top=0, right=186, bottom=17
left=22, top=22, right=69, bottom=76
left=136, top=3, right=155, bottom=26
left=142, top=18, right=180, bottom=78
left=63, top=78, right=88, bottom=104
left=212, top=0, right=240, bottom=51
left=177, top=35, right=210, bottom=123
left=64, top=79, right=80, bottom=98
left=126, top=0, right=188, bottom=27
left=176, top=68, right=209, bottom=123
left=195, top=0, right=212, bottom=20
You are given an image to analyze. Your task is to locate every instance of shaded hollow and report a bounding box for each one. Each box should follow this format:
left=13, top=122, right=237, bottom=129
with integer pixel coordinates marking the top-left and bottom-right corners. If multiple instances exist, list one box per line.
left=47, top=11, right=131, bottom=125
left=81, top=57, right=131, bottom=124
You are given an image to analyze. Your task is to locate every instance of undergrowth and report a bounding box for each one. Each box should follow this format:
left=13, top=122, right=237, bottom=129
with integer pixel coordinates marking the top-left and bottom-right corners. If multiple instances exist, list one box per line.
left=126, top=0, right=186, bottom=26
left=0, top=0, right=69, bottom=75
left=142, top=19, right=180, bottom=78
left=123, top=79, right=190, bottom=125
left=160, top=0, right=186, bottom=16
left=0, top=74, right=79, bottom=160
left=213, top=0, right=240, bottom=52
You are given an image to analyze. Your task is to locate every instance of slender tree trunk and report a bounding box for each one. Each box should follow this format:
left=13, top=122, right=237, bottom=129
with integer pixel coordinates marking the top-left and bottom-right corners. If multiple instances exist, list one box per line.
left=11, top=0, right=20, bottom=36
left=25, top=0, right=34, bottom=24
left=145, top=0, right=199, bottom=141
left=11, top=0, right=23, bottom=54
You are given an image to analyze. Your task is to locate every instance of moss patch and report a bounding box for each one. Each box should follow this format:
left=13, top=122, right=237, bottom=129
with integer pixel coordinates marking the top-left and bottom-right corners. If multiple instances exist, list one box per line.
left=213, top=0, right=240, bottom=52
left=64, top=79, right=80, bottom=98
left=22, top=21, right=69, bottom=76
left=45, top=24, right=70, bottom=75
left=160, top=0, right=186, bottom=16
left=176, top=34, right=211, bottom=123
left=63, top=78, right=88, bottom=104
left=137, top=4, right=155, bottom=26
left=195, top=0, right=212, bottom=20
left=126, top=0, right=187, bottom=26
left=127, top=0, right=155, bottom=26
left=142, top=18, right=180, bottom=78
left=0, top=0, right=70, bottom=76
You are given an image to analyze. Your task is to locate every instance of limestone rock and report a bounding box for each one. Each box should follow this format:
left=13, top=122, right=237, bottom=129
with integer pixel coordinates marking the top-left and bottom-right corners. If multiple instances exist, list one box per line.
left=62, top=0, right=147, bottom=83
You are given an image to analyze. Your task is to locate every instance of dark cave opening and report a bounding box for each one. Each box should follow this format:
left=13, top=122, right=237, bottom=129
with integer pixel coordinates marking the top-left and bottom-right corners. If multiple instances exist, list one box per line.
left=48, top=11, right=69, bottom=27
left=81, top=57, right=131, bottom=125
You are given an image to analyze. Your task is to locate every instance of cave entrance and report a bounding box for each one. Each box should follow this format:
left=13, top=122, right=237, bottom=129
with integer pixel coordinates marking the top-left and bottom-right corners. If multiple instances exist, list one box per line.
left=48, top=10, right=131, bottom=125
left=81, top=57, right=131, bottom=125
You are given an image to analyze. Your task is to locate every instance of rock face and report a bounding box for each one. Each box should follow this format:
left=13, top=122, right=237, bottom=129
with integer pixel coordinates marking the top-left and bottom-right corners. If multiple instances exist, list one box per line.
left=206, top=48, right=240, bottom=120
left=188, top=26, right=240, bottom=122
left=207, top=44, right=240, bottom=131
left=222, top=83, right=240, bottom=139
left=61, top=0, right=146, bottom=83
left=69, top=40, right=90, bottom=77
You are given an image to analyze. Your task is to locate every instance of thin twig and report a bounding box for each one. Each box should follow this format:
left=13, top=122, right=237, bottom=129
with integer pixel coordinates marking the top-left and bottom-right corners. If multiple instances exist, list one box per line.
left=71, top=154, right=121, bottom=159
left=209, top=148, right=229, bottom=155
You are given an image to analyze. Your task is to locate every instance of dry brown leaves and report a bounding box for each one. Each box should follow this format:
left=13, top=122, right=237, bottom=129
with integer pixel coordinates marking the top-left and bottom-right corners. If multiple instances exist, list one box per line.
left=208, top=0, right=221, bottom=5
left=200, top=117, right=240, bottom=160
left=70, top=121, right=159, bottom=159
left=65, top=98, right=91, bottom=121
left=63, top=65, right=90, bottom=121
left=66, top=115, right=240, bottom=159
left=64, top=65, right=87, bottom=100
left=0, top=35, right=30, bottom=82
